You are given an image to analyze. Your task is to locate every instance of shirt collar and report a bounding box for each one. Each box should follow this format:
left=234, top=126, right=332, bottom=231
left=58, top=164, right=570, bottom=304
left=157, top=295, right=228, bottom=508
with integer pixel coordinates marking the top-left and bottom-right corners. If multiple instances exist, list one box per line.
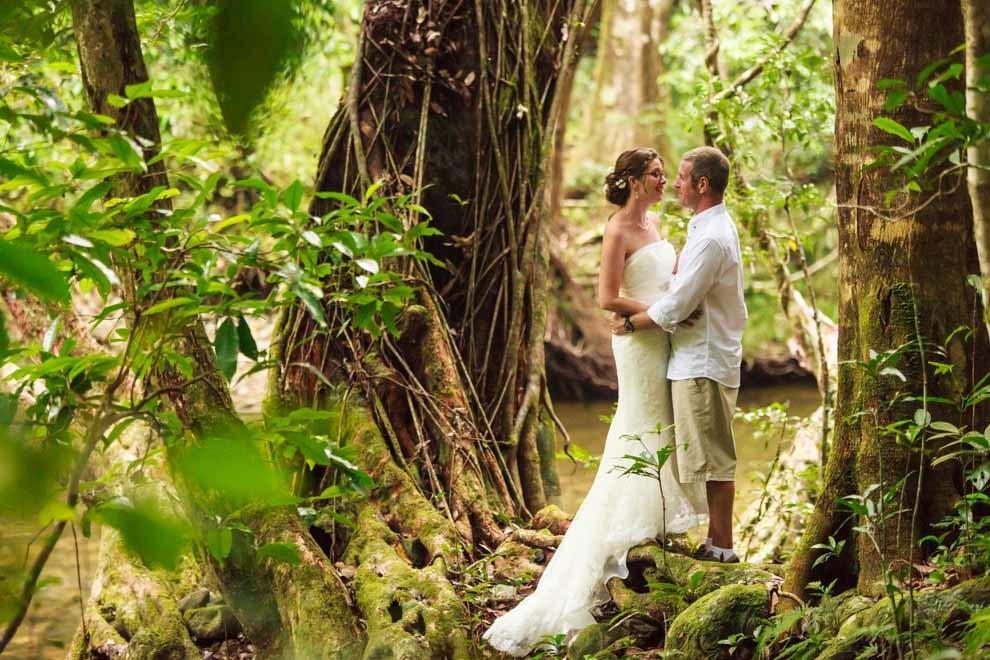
left=687, top=202, right=725, bottom=236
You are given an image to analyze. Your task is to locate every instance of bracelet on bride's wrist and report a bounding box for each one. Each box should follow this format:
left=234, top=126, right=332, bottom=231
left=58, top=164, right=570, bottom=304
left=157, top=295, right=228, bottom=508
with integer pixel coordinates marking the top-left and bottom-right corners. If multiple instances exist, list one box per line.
left=623, top=316, right=635, bottom=333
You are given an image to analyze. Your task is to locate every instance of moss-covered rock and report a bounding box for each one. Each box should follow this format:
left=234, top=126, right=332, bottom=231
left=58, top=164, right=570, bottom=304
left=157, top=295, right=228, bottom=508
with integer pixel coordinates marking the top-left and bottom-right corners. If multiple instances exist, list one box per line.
left=485, top=540, right=547, bottom=584
left=184, top=604, right=242, bottom=643
left=665, top=584, right=771, bottom=659
left=626, top=543, right=780, bottom=602
left=177, top=588, right=212, bottom=613
left=817, top=576, right=990, bottom=660
left=531, top=504, right=572, bottom=535
left=801, top=590, right=875, bottom=641
left=608, top=577, right=685, bottom=643
left=67, top=528, right=201, bottom=660
left=567, top=623, right=609, bottom=658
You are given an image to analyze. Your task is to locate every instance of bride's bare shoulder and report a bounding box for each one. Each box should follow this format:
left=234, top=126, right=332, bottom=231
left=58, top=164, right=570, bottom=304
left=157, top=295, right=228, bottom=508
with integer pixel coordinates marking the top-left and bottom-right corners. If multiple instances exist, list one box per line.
left=603, top=212, right=627, bottom=237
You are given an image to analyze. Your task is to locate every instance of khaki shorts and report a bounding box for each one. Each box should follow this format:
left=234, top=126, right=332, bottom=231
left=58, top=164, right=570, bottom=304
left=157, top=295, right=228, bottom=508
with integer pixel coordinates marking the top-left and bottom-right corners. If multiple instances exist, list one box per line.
left=671, top=378, right=738, bottom=483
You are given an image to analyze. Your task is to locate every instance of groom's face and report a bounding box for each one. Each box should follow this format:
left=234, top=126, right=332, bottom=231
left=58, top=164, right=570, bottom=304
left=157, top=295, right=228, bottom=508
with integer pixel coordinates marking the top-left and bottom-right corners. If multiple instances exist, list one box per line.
left=674, top=159, right=702, bottom=211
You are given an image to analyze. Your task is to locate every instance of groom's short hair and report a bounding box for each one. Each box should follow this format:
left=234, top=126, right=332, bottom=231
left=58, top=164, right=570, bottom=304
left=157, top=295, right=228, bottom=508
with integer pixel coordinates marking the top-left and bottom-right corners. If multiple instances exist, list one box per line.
left=683, top=147, right=730, bottom=195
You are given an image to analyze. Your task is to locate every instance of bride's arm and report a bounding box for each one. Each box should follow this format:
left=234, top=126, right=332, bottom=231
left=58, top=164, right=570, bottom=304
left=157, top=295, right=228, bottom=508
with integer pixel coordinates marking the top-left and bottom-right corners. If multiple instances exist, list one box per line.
left=597, top=222, right=649, bottom=317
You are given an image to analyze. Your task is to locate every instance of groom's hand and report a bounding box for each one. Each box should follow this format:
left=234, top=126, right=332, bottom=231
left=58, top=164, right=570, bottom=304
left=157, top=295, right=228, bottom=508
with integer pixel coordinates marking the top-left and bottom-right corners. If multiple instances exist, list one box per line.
left=681, top=306, right=704, bottom=327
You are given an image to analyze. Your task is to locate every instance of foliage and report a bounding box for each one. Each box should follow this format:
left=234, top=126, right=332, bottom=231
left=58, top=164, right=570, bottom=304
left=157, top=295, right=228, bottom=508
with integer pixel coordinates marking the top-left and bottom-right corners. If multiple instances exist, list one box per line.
left=201, top=0, right=306, bottom=136
left=756, top=323, right=990, bottom=658
left=0, top=2, right=434, bottom=643
left=872, top=48, right=990, bottom=202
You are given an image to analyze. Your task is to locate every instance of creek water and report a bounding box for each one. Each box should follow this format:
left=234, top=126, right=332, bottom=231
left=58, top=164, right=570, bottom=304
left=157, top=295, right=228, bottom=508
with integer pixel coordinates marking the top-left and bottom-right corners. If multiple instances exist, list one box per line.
left=4, top=525, right=99, bottom=660
left=553, top=383, right=822, bottom=520
left=4, top=383, right=819, bottom=658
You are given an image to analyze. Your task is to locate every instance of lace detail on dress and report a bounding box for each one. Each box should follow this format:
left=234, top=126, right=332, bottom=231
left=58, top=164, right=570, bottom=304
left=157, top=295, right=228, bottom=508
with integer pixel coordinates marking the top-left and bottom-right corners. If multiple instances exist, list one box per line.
left=484, top=241, right=708, bottom=656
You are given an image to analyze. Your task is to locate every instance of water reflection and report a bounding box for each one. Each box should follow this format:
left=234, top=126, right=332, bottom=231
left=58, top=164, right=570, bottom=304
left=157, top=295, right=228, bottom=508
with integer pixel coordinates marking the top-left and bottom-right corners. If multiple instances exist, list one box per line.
left=3, top=526, right=99, bottom=660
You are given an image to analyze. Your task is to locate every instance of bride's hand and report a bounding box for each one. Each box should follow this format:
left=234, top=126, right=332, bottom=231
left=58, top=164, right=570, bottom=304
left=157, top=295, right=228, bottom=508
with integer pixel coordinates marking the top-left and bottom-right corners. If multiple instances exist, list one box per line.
left=610, top=316, right=628, bottom=335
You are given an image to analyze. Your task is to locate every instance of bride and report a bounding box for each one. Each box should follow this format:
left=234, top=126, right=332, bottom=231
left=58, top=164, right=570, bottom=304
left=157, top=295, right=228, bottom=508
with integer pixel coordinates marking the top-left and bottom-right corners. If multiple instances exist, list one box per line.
left=483, top=147, right=709, bottom=656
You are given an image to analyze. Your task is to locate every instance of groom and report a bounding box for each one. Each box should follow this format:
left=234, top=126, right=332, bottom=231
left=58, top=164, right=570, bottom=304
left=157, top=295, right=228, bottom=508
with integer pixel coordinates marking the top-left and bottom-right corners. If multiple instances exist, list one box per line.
left=611, top=146, right=747, bottom=563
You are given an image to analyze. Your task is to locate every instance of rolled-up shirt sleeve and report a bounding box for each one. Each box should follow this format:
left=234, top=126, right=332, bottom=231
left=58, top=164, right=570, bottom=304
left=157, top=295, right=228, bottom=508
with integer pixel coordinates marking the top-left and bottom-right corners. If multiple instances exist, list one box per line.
left=647, top=238, right=723, bottom=331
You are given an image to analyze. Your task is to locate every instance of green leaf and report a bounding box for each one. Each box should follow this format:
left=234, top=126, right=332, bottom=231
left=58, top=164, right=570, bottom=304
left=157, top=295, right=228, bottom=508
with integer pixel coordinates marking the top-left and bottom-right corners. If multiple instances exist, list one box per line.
left=384, top=285, right=415, bottom=305
left=283, top=179, right=304, bottom=212
left=215, top=318, right=238, bottom=381
left=94, top=496, right=190, bottom=570
left=73, top=181, right=112, bottom=215
left=105, top=135, right=145, bottom=170
left=212, top=213, right=250, bottom=233
left=363, top=179, right=385, bottom=203
left=883, top=90, right=909, bottom=112
left=256, top=542, right=301, bottom=565
left=236, top=317, right=259, bottom=360
left=291, top=284, right=327, bottom=328
left=930, top=421, right=959, bottom=434
left=355, top=258, right=379, bottom=274
left=283, top=432, right=334, bottom=466
left=0, top=240, right=70, bottom=304
left=873, top=117, right=915, bottom=143
left=315, top=485, right=348, bottom=500
left=176, top=433, right=292, bottom=508
left=877, top=78, right=907, bottom=90
left=914, top=409, right=932, bottom=427
left=301, top=230, right=322, bottom=248
left=879, top=367, right=906, bottom=382
left=203, top=0, right=302, bottom=136
left=38, top=500, right=76, bottom=525
left=144, top=296, right=198, bottom=316
left=88, top=228, right=135, bottom=247
left=105, top=94, right=129, bottom=108
left=313, top=191, right=359, bottom=205
left=916, top=57, right=949, bottom=89
left=207, top=526, right=233, bottom=561
left=124, top=81, right=185, bottom=100
left=928, top=83, right=964, bottom=115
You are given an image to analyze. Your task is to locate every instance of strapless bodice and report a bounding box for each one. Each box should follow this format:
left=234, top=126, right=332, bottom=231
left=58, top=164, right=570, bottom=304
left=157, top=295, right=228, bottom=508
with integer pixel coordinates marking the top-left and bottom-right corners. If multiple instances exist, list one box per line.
left=619, top=240, right=676, bottom=305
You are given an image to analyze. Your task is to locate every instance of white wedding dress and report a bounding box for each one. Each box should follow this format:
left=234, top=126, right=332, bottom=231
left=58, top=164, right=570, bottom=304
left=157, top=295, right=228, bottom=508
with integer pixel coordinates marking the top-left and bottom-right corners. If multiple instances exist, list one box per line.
left=484, top=240, right=709, bottom=657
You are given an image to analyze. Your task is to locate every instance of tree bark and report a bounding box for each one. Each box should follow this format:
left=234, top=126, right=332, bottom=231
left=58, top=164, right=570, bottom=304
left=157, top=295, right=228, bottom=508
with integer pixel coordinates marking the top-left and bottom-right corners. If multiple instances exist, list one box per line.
left=274, top=0, right=594, bottom=531
left=784, top=0, right=990, bottom=600
left=964, top=0, right=990, bottom=338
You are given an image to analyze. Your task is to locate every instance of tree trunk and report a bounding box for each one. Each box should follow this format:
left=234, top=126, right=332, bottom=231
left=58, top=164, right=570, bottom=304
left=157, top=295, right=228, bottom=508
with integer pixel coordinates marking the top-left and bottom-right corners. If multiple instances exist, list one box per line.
left=784, top=0, right=990, bottom=600
left=964, top=0, right=990, bottom=338
left=274, top=0, right=592, bottom=522
left=583, top=0, right=675, bottom=166
left=267, top=0, right=593, bottom=654
left=69, top=2, right=364, bottom=656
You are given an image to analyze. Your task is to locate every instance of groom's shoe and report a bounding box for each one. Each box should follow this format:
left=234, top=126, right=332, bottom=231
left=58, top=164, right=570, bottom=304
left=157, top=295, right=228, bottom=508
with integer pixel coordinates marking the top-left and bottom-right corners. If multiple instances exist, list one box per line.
left=695, top=546, right=740, bottom=563
left=691, top=544, right=712, bottom=560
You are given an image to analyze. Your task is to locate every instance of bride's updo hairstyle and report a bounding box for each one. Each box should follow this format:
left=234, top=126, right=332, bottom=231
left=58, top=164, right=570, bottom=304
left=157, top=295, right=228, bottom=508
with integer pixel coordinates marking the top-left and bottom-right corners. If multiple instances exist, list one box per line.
left=603, top=147, right=660, bottom=206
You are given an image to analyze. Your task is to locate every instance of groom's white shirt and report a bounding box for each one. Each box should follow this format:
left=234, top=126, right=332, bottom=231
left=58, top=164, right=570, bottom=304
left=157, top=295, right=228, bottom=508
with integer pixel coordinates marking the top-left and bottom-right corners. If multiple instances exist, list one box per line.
left=646, top=202, right=747, bottom=388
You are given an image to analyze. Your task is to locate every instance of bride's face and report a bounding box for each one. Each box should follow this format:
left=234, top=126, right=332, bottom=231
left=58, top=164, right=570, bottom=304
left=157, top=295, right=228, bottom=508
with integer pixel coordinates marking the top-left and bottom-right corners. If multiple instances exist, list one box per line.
left=636, top=158, right=666, bottom=204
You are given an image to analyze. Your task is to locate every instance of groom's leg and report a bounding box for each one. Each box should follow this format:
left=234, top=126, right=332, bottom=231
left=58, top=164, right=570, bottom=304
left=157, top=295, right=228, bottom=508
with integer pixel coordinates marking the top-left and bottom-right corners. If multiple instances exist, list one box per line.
left=707, top=480, right=735, bottom=549
left=671, top=377, right=738, bottom=548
